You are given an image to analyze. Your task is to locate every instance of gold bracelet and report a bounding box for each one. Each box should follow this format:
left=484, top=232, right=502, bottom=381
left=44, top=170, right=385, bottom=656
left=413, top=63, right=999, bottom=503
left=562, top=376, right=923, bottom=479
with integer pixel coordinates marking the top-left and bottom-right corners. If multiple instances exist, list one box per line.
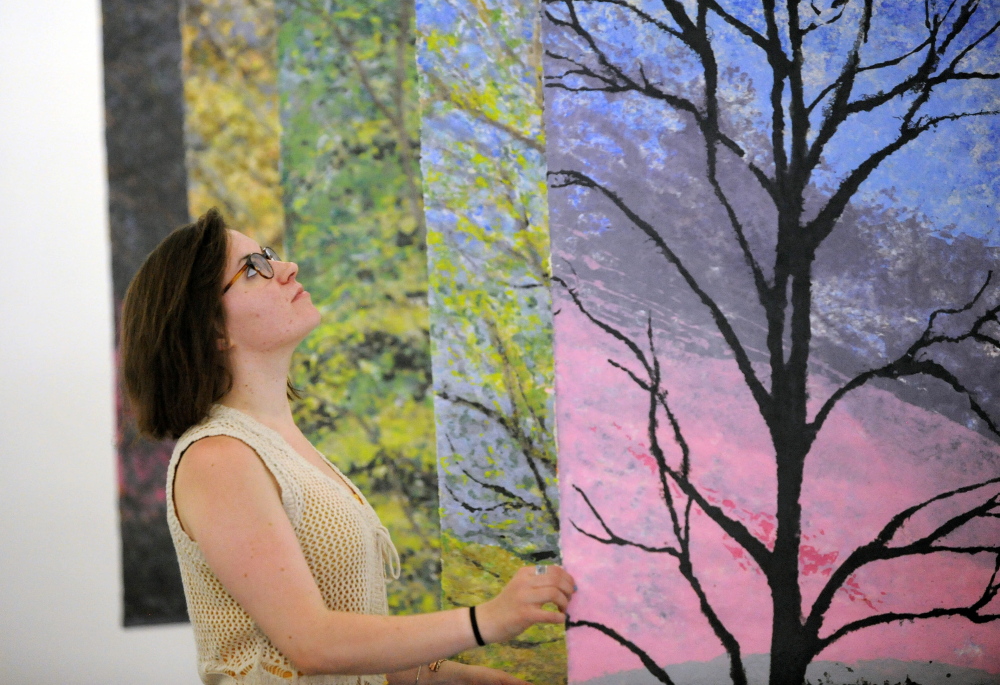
left=428, top=659, right=448, bottom=672
left=414, top=664, right=423, bottom=685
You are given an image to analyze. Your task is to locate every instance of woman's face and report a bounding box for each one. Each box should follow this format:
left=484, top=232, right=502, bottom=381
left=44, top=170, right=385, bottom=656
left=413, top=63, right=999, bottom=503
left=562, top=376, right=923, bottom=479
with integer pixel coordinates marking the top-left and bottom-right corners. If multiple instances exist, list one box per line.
left=220, top=230, right=320, bottom=355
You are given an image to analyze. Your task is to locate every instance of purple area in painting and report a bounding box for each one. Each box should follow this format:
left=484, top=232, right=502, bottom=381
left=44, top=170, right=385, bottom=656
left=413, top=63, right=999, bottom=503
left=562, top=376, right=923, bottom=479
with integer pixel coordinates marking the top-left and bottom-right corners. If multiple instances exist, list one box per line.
left=543, top=1, right=1000, bottom=683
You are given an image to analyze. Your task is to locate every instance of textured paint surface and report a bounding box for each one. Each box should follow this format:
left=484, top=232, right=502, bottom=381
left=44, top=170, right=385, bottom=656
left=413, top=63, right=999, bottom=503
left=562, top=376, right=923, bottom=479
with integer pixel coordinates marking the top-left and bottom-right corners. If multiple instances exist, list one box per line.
left=103, top=0, right=190, bottom=626
left=181, top=0, right=285, bottom=247
left=277, top=0, right=441, bottom=615
left=416, top=0, right=564, bottom=678
left=542, top=1, right=1000, bottom=683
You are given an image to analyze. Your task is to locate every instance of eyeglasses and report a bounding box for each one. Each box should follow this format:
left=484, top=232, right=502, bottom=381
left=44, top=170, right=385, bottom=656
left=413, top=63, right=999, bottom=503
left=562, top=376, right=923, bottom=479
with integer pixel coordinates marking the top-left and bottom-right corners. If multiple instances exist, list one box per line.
left=222, top=247, right=280, bottom=294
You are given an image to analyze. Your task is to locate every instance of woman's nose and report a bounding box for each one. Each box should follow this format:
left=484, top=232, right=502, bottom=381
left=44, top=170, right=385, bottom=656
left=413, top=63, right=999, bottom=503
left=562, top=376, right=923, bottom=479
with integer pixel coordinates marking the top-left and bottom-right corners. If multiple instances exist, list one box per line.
left=276, top=259, right=298, bottom=283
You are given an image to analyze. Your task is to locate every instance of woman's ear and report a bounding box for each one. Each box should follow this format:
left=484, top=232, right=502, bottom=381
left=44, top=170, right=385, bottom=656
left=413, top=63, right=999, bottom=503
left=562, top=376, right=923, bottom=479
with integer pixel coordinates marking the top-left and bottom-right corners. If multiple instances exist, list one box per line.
left=214, top=319, right=231, bottom=351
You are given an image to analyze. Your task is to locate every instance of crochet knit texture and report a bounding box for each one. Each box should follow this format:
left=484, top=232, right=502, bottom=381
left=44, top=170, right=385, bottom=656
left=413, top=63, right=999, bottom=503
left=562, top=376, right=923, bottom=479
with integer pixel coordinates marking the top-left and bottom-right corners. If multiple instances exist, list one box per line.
left=166, top=404, right=400, bottom=685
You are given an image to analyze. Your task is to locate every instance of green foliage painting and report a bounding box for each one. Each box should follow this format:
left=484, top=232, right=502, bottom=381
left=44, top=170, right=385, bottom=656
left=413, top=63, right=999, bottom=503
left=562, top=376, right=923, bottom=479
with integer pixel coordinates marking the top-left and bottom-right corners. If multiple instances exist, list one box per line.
left=276, top=0, right=441, bottom=615
left=182, top=0, right=285, bottom=247
left=416, top=0, right=565, bottom=678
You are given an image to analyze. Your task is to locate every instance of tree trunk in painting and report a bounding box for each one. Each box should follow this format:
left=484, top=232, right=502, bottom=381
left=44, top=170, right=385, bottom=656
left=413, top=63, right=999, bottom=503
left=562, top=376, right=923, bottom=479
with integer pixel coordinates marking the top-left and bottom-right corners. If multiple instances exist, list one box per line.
left=544, top=1, right=1000, bottom=683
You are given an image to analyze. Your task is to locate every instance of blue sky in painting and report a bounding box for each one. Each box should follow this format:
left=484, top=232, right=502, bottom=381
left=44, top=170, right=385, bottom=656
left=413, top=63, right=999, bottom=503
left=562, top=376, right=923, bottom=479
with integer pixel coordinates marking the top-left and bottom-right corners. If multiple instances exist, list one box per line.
left=546, top=0, right=1000, bottom=244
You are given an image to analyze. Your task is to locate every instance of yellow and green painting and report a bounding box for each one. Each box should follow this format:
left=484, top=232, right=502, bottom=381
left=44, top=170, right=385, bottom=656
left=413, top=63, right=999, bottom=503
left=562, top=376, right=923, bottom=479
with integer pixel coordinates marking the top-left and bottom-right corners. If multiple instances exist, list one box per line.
left=182, top=0, right=285, bottom=248
left=276, top=0, right=441, bottom=614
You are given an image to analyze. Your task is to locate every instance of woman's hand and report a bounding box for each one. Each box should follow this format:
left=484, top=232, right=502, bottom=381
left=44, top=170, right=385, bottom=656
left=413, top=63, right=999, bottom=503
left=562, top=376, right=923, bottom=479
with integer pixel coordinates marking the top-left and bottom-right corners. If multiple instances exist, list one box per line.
left=474, top=565, right=575, bottom=644
left=428, top=661, right=530, bottom=685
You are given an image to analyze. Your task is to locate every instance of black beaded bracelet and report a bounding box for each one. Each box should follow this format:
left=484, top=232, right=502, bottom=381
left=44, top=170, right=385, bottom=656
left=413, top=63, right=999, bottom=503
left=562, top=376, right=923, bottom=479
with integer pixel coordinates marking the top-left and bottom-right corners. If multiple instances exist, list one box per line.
left=469, top=605, right=486, bottom=646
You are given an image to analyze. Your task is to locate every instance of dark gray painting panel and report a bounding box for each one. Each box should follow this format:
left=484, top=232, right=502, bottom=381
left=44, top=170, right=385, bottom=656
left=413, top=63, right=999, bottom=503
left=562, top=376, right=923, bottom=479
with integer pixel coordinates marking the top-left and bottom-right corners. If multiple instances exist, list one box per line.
left=102, top=0, right=189, bottom=626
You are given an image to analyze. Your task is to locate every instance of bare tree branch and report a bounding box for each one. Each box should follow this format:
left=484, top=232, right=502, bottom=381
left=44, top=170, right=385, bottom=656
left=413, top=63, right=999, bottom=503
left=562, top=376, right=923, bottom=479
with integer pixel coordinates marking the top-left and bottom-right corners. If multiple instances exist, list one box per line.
left=703, top=0, right=779, bottom=62
left=569, top=0, right=683, bottom=39
left=549, top=173, right=773, bottom=418
left=806, top=36, right=933, bottom=114
left=444, top=483, right=538, bottom=515
left=806, top=475, right=1000, bottom=638
left=939, top=0, right=986, bottom=55
left=801, top=4, right=848, bottom=36
left=704, top=139, right=773, bottom=303
left=806, top=120, right=923, bottom=247
left=811, top=272, right=1000, bottom=436
left=544, top=1, right=780, bottom=204
left=461, top=469, right=543, bottom=511
left=554, top=275, right=773, bottom=572
left=816, top=552, right=1000, bottom=652
left=835, top=10, right=998, bottom=124
left=567, top=618, right=678, bottom=684
left=571, top=485, right=682, bottom=555
left=437, top=387, right=560, bottom=530
left=804, top=5, right=998, bottom=190
left=542, top=10, right=703, bottom=117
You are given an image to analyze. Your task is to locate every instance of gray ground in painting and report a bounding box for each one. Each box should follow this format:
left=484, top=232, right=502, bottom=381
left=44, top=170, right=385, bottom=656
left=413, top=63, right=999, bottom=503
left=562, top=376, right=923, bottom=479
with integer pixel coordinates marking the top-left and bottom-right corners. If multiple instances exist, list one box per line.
left=578, top=655, right=1000, bottom=685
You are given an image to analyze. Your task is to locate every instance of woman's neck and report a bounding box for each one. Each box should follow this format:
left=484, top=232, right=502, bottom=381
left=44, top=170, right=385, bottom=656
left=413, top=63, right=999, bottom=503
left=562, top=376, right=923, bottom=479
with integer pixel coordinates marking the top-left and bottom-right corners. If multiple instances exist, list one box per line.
left=219, top=346, right=297, bottom=433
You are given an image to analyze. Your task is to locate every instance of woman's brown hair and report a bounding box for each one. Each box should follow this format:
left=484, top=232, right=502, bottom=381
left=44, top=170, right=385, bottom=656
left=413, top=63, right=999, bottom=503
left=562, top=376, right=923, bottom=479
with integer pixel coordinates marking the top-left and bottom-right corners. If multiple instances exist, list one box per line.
left=120, top=208, right=231, bottom=439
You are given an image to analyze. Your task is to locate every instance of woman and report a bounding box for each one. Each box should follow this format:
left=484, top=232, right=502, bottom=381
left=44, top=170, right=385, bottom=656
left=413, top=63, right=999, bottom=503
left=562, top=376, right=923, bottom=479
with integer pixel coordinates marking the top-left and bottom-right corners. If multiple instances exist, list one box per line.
left=120, top=209, right=575, bottom=685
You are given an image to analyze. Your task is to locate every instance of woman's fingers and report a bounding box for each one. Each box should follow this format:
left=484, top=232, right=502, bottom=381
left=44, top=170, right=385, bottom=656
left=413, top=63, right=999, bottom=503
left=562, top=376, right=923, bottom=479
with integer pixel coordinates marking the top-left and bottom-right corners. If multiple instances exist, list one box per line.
left=529, top=607, right=566, bottom=625
left=531, top=574, right=575, bottom=603
left=524, top=586, right=571, bottom=612
left=491, top=668, right=530, bottom=685
left=520, top=565, right=570, bottom=589
left=523, top=567, right=575, bottom=611
left=493, top=667, right=530, bottom=685
left=528, top=565, right=576, bottom=596
left=478, top=564, right=577, bottom=643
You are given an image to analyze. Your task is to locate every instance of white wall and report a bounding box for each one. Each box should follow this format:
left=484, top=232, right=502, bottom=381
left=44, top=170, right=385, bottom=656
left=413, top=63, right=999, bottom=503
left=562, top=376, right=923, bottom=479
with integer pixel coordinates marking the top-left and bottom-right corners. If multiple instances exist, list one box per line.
left=0, top=2, right=200, bottom=682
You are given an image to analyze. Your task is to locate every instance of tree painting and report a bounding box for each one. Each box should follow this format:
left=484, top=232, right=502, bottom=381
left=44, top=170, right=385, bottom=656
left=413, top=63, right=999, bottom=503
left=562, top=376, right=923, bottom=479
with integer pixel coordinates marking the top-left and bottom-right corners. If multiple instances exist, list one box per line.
left=416, top=0, right=565, bottom=678
left=543, top=1, right=1000, bottom=683
left=277, top=0, right=442, bottom=615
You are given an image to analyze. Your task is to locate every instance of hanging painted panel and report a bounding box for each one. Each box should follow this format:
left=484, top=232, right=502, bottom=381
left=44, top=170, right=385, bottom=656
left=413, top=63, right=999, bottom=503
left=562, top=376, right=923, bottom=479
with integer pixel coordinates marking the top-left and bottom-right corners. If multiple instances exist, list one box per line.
left=104, top=0, right=191, bottom=625
left=181, top=0, right=285, bottom=248
left=417, top=0, right=565, bottom=678
left=543, top=1, right=1000, bottom=683
left=276, top=0, right=442, bottom=614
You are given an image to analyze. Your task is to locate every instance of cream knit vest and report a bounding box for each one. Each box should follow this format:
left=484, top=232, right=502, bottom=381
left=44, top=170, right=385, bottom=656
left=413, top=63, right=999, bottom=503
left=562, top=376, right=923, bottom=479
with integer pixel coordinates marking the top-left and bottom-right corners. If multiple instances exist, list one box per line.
left=165, top=404, right=400, bottom=685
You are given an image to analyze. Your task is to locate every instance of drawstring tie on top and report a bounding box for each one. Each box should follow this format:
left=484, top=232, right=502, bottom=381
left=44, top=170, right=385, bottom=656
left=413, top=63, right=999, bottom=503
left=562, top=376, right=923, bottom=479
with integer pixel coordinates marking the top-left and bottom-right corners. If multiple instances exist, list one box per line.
left=375, top=523, right=400, bottom=580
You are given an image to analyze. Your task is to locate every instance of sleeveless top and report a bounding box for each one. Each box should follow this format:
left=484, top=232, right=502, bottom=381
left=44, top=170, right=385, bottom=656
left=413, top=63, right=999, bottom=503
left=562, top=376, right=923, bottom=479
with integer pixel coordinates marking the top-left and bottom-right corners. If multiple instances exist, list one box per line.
left=165, top=404, right=400, bottom=685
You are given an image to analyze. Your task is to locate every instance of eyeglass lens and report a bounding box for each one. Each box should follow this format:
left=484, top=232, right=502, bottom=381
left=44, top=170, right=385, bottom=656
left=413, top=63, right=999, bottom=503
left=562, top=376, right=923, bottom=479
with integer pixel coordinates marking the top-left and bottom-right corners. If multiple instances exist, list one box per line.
left=248, top=247, right=278, bottom=278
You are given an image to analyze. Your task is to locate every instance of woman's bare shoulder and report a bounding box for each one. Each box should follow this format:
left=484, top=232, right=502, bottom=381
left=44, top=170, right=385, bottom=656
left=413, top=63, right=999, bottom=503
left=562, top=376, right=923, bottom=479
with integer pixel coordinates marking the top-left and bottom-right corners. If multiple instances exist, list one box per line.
left=174, top=434, right=282, bottom=539
left=182, top=433, right=258, bottom=461
left=176, top=434, right=268, bottom=485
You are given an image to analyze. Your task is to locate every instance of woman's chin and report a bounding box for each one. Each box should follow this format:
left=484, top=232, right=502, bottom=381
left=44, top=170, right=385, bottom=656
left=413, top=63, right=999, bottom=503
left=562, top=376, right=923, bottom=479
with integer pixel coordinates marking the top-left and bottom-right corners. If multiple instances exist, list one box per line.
left=292, top=308, right=323, bottom=345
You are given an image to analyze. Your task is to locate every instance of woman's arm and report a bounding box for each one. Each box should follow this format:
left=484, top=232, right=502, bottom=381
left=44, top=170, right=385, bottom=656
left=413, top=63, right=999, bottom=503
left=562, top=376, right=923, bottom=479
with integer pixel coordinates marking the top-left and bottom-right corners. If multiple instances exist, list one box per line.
left=174, top=436, right=573, bottom=676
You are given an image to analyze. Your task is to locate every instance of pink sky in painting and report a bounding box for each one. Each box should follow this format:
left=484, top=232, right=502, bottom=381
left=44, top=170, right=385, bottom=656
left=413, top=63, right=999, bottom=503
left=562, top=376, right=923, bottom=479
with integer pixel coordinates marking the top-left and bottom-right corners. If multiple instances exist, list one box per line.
left=554, top=304, right=1000, bottom=682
